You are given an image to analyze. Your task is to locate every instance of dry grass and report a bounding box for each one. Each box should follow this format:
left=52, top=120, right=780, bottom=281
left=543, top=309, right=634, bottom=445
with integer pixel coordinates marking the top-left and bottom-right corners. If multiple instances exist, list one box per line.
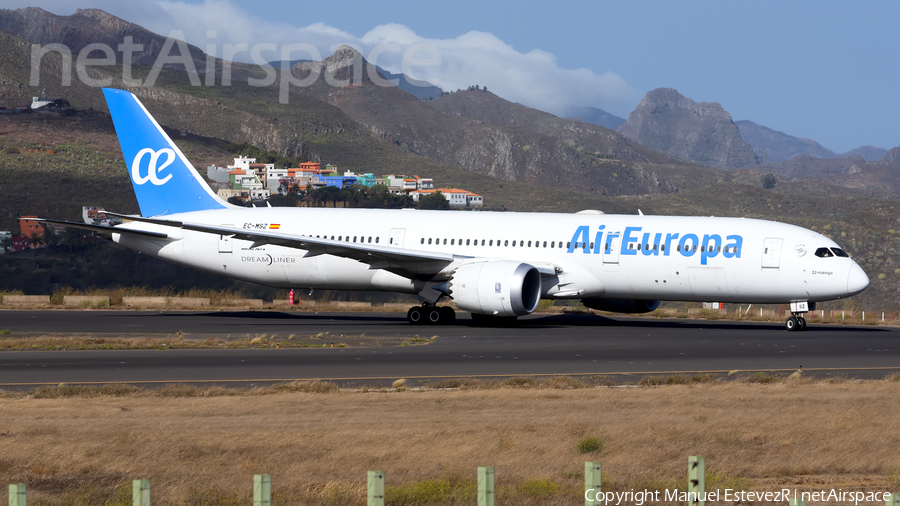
left=49, top=286, right=250, bottom=307
left=0, top=381, right=898, bottom=504
left=0, top=332, right=407, bottom=350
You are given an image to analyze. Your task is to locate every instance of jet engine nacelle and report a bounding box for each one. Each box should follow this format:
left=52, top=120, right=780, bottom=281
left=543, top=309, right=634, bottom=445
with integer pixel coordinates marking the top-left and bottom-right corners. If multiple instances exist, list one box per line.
left=449, top=261, right=542, bottom=317
left=581, top=298, right=661, bottom=314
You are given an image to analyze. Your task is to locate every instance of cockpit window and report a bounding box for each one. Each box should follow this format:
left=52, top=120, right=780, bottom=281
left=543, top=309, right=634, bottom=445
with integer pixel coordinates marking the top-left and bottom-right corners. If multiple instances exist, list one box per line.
left=814, top=247, right=833, bottom=258
left=831, top=248, right=850, bottom=258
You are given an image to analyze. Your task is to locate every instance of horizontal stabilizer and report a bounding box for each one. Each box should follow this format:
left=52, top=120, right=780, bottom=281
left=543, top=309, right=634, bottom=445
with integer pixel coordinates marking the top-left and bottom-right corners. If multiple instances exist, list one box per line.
left=36, top=218, right=171, bottom=240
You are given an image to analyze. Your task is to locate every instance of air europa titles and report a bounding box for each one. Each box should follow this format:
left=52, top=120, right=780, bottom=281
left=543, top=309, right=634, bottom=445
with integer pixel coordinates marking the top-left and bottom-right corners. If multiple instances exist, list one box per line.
left=568, top=225, right=743, bottom=266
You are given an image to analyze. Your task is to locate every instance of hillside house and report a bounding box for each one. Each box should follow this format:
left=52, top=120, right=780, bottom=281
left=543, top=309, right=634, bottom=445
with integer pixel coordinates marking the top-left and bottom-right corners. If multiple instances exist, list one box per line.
left=230, top=155, right=274, bottom=184
left=11, top=234, right=30, bottom=252
left=384, top=175, right=418, bottom=193
left=466, top=192, right=484, bottom=207
left=208, top=156, right=275, bottom=185
left=413, top=176, right=434, bottom=190
left=410, top=188, right=466, bottom=207
left=19, top=216, right=44, bottom=240
left=83, top=206, right=110, bottom=225
left=408, top=189, right=484, bottom=208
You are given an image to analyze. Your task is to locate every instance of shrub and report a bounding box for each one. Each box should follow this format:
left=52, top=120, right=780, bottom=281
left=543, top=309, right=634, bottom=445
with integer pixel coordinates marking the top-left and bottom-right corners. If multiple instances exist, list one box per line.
left=747, top=372, right=779, bottom=384
left=518, top=478, right=560, bottom=497
left=577, top=436, right=603, bottom=454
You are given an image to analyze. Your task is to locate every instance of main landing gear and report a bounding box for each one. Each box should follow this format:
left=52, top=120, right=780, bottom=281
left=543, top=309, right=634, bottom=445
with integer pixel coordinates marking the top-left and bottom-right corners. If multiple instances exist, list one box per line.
left=785, top=313, right=807, bottom=332
left=407, top=305, right=456, bottom=325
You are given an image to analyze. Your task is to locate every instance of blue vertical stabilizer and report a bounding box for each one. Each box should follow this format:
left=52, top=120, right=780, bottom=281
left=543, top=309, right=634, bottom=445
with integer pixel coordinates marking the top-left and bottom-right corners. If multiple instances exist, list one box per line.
left=102, top=88, right=229, bottom=217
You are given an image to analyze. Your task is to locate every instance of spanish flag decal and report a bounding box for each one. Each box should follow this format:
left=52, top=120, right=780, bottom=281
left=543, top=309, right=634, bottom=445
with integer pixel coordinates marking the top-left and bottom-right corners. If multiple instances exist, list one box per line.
left=269, top=224, right=281, bottom=229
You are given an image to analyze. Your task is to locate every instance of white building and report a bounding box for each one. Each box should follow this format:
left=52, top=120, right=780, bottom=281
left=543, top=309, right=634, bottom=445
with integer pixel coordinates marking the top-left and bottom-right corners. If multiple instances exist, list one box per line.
left=0, top=231, right=11, bottom=255
left=207, top=165, right=231, bottom=183
left=409, top=188, right=484, bottom=208
left=409, top=189, right=467, bottom=207
left=466, top=192, right=484, bottom=207
left=415, top=177, right=434, bottom=190
left=208, top=157, right=275, bottom=185
left=232, top=156, right=274, bottom=184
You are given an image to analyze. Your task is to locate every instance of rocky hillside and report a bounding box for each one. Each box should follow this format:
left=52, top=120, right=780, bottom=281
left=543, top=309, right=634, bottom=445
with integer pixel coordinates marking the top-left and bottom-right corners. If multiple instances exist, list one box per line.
left=288, top=47, right=712, bottom=196
left=881, top=146, right=900, bottom=164
left=759, top=154, right=867, bottom=179
left=428, top=88, right=674, bottom=164
left=0, top=7, right=206, bottom=66
left=618, top=88, right=759, bottom=170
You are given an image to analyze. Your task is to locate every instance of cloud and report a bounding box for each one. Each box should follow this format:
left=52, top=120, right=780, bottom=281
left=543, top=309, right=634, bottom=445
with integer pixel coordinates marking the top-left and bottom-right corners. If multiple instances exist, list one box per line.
left=151, top=0, right=637, bottom=116
left=357, top=25, right=635, bottom=116
left=6, top=0, right=637, bottom=117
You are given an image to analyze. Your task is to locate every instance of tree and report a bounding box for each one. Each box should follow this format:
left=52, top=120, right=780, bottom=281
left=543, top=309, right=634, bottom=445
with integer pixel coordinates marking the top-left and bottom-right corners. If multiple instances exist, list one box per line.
left=762, top=173, right=777, bottom=189
left=27, top=233, right=42, bottom=252
left=227, top=197, right=250, bottom=207
left=339, top=186, right=354, bottom=208
left=418, top=191, right=451, bottom=210
left=61, top=227, right=86, bottom=253
left=319, top=186, right=341, bottom=207
left=0, top=236, right=11, bottom=254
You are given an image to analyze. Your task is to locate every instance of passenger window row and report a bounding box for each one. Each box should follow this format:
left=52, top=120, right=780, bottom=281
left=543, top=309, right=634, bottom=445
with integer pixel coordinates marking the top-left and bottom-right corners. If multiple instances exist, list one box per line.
left=420, top=238, right=566, bottom=248
left=315, top=235, right=380, bottom=244
left=298, top=234, right=741, bottom=256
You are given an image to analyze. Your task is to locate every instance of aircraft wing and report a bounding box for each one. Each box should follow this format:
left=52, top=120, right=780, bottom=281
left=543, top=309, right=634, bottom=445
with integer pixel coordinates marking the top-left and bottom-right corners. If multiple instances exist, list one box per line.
left=104, top=213, right=456, bottom=278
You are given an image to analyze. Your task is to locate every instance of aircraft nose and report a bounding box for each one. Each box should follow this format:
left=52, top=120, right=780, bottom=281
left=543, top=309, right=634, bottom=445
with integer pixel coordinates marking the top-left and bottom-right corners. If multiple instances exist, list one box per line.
left=847, top=263, right=869, bottom=295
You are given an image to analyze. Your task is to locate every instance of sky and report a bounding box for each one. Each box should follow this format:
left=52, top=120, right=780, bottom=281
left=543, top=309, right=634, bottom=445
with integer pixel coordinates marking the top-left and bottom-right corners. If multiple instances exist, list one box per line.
left=8, top=0, right=900, bottom=152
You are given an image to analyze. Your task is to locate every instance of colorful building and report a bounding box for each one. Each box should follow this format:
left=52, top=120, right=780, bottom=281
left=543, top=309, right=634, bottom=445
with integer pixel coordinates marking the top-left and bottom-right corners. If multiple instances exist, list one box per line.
left=19, top=216, right=44, bottom=241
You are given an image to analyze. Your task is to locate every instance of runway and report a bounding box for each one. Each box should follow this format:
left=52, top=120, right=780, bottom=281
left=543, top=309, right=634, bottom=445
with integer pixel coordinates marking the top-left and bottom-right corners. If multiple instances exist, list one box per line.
left=0, top=310, right=898, bottom=387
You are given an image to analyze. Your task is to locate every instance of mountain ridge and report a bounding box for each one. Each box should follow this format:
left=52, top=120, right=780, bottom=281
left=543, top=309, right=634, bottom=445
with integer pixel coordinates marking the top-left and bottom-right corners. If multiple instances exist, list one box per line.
left=736, top=119, right=887, bottom=163
left=286, top=46, right=702, bottom=196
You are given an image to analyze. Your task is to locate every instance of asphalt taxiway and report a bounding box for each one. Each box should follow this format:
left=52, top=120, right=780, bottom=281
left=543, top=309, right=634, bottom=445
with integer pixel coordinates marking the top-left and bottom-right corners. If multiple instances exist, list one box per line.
left=0, top=310, right=897, bottom=387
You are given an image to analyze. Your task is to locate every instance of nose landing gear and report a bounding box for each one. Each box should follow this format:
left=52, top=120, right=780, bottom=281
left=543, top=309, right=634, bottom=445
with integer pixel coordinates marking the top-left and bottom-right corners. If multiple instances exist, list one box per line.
left=785, top=301, right=812, bottom=332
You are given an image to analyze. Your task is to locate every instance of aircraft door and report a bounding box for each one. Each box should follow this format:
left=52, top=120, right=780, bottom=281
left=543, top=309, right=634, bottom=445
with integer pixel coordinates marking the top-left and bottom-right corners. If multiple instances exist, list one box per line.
left=389, top=228, right=406, bottom=248
left=219, top=224, right=234, bottom=254
left=761, top=237, right=782, bottom=268
left=603, top=233, right=620, bottom=264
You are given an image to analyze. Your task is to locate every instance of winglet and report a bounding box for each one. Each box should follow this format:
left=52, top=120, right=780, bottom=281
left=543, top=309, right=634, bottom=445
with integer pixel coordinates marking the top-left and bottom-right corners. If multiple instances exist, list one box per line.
left=102, top=88, right=230, bottom=217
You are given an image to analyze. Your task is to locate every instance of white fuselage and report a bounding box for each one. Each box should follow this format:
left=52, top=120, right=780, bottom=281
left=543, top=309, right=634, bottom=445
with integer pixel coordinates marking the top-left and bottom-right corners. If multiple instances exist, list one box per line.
left=113, top=207, right=866, bottom=305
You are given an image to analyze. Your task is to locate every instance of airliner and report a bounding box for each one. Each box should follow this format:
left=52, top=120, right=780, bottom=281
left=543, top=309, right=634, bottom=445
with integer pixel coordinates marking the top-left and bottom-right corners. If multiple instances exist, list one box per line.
left=40, top=88, right=869, bottom=331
